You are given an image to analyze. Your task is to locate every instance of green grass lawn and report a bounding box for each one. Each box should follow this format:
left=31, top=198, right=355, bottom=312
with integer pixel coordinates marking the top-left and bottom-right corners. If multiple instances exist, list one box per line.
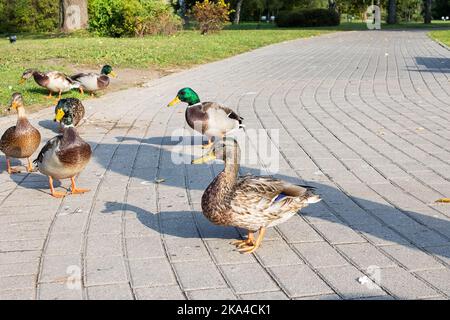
left=1, top=20, right=449, bottom=115
left=0, top=28, right=331, bottom=113
left=429, top=30, right=450, bottom=47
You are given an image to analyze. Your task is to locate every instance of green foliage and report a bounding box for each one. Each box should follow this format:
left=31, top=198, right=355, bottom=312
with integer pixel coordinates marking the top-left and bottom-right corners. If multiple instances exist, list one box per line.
left=337, top=0, right=370, bottom=20
left=88, top=0, right=181, bottom=37
left=397, top=0, right=422, bottom=22
left=0, top=0, right=59, bottom=33
left=337, top=0, right=435, bottom=23
left=432, top=0, right=450, bottom=20
left=191, top=0, right=233, bottom=34
left=276, top=8, right=340, bottom=27
left=233, top=0, right=329, bottom=22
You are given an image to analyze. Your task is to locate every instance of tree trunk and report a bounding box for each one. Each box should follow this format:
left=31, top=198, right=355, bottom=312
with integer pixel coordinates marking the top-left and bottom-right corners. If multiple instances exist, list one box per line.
left=424, top=0, right=432, bottom=24
left=387, top=0, right=397, bottom=24
left=60, top=0, right=88, bottom=32
left=328, top=0, right=336, bottom=11
left=233, top=0, right=244, bottom=24
left=178, top=0, right=188, bottom=25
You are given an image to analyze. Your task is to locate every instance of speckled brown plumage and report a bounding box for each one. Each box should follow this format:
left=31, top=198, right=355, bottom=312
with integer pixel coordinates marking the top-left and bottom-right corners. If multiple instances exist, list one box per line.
left=0, top=94, right=41, bottom=160
left=0, top=119, right=41, bottom=159
left=200, top=139, right=320, bottom=232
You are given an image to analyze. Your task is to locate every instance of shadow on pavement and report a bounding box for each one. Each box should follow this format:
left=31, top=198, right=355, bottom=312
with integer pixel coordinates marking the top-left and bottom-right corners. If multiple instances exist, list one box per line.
left=93, top=141, right=450, bottom=261
left=412, top=56, right=450, bottom=73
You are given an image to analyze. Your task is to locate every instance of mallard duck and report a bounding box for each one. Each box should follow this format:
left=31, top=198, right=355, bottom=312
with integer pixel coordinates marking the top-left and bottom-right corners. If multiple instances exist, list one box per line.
left=192, top=138, right=321, bottom=253
left=167, top=87, right=244, bottom=150
left=54, top=98, right=85, bottom=131
left=0, top=93, right=41, bottom=174
left=20, top=69, right=80, bottom=100
left=71, top=65, right=116, bottom=95
left=34, top=108, right=92, bottom=198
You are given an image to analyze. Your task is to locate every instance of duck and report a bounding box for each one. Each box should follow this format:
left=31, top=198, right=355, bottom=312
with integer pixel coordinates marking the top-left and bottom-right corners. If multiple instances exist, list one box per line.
left=167, top=88, right=244, bottom=150
left=54, top=98, right=85, bottom=131
left=0, top=93, right=41, bottom=174
left=192, top=137, right=321, bottom=253
left=34, top=108, right=92, bottom=198
left=20, top=69, right=80, bottom=100
left=71, top=65, right=116, bottom=95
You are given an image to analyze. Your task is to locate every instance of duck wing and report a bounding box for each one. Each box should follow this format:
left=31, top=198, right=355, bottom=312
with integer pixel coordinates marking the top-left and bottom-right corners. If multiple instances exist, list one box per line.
left=34, top=135, right=62, bottom=165
left=48, top=71, right=75, bottom=84
left=71, top=72, right=95, bottom=82
left=230, top=175, right=319, bottom=222
left=221, top=106, right=243, bottom=125
left=202, top=102, right=243, bottom=125
left=0, top=126, right=17, bottom=152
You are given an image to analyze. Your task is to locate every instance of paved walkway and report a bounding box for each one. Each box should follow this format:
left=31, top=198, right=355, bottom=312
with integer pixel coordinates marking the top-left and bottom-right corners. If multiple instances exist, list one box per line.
left=1, top=30, right=450, bottom=300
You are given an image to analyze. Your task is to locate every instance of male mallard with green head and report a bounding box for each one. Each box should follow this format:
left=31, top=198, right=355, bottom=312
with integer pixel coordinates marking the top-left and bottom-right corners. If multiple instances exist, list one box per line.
left=0, top=93, right=41, bottom=174
left=71, top=65, right=117, bottom=95
left=167, top=88, right=244, bottom=150
left=34, top=108, right=92, bottom=198
left=193, top=138, right=321, bottom=253
left=20, top=69, right=80, bottom=100
left=54, top=98, right=86, bottom=131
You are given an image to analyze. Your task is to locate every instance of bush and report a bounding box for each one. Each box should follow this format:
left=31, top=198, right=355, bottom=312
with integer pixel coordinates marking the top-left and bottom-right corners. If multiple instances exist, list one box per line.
left=0, top=0, right=59, bottom=33
left=88, top=0, right=182, bottom=37
left=276, top=9, right=340, bottom=28
left=134, top=1, right=182, bottom=36
left=191, top=0, right=232, bottom=34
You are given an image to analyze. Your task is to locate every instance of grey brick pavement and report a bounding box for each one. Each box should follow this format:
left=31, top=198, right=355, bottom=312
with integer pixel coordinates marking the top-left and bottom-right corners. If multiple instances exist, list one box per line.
left=1, top=30, right=450, bottom=299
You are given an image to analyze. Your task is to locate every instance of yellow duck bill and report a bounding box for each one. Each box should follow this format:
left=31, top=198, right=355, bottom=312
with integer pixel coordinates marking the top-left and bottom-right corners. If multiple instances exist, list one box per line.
left=167, top=96, right=180, bottom=107
left=9, top=101, right=19, bottom=110
left=54, top=109, right=65, bottom=122
left=191, top=151, right=216, bottom=164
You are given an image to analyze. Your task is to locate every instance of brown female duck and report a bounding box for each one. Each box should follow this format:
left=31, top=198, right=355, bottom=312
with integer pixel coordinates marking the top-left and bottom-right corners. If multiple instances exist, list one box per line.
left=0, top=93, right=41, bottom=174
left=193, top=138, right=321, bottom=253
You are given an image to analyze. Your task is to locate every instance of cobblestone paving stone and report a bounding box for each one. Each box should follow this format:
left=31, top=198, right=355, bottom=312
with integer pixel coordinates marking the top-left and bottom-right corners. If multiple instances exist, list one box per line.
left=0, top=30, right=450, bottom=299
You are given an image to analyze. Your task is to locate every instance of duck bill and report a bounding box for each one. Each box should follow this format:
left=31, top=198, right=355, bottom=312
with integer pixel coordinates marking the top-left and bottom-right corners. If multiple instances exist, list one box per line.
left=191, top=152, right=216, bottom=164
left=19, top=78, right=26, bottom=85
left=9, top=101, right=18, bottom=110
left=109, top=71, right=117, bottom=78
left=6, top=101, right=18, bottom=112
left=167, top=96, right=180, bottom=107
left=54, top=109, right=65, bottom=122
